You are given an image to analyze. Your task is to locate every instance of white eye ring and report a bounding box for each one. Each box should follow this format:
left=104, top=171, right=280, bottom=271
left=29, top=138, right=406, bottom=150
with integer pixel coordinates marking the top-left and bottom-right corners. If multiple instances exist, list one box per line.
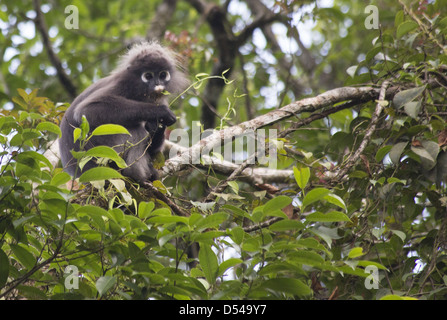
left=141, top=72, right=154, bottom=83
left=159, top=71, right=171, bottom=81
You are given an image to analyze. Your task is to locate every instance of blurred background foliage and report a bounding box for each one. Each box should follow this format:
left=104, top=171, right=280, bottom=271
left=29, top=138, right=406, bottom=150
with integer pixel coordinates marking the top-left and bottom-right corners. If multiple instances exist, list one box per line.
left=1, top=0, right=447, bottom=300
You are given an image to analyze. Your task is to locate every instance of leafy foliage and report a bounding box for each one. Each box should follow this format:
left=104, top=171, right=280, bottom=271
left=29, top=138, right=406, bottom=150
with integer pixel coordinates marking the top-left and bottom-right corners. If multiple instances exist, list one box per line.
left=1, top=0, right=447, bottom=300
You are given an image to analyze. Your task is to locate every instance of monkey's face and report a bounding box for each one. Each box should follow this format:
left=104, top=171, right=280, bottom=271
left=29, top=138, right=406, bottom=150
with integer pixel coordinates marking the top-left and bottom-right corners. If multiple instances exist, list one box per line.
left=125, top=55, right=173, bottom=104
left=141, top=69, right=171, bottom=103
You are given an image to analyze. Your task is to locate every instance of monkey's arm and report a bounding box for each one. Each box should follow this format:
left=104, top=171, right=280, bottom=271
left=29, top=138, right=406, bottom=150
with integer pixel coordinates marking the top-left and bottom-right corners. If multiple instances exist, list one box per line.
left=73, top=95, right=176, bottom=128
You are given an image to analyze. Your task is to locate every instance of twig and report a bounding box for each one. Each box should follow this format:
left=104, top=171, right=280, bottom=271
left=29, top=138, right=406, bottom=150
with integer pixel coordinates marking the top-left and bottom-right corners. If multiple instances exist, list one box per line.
left=398, top=0, right=447, bottom=55
left=418, top=209, right=447, bottom=293
left=335, top=81, right=390, bottom=180
left=204, top=153, right=255, bottom=203
left=141, top=181, right=190, bottom=217
left=328, top=286, right=339, bottom=300
left=278, top=97, right=373, bottom=138
left=242, top=216, right=282, bottom=232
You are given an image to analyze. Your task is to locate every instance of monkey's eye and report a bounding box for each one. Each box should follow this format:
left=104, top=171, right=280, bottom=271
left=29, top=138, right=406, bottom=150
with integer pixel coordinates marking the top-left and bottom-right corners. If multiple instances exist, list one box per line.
left=141, top=72, right=154, bottom=83
left=159, top=71, right=171, bottom=81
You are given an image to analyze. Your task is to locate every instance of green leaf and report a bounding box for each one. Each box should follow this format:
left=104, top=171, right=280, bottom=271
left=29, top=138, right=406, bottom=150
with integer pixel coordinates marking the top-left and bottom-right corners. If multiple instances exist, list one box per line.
left=302, top=188, right=330, bottom=209
left=194, top=212, right=228, bottom=230
left=293, top=166, right=310, bottom=189
left=193, top=231, right=226, bottom=242
left=389, top=142, right=408, bottom=164
left=73, top=127, right=81, bottom=143
left=148, top=215, right=188, bottom=224
left=230, top=226, right=244, bottom=244
left=375, top=145, right=392, bottom=162
left=36, top=121, right=62, bottom=137
left=391, top=229, right=406, bottom=242
left=218, top=258, right=243, bottom=277
left=17, top=285, right=47, bottom=300
left=91, top=124, right=130, bottom=136
left=261, top=278, right=311, bottom=297
left=96, top=276, right=116, bottom=297
left=357, top=260, right=388, bottom=271
left=222, top=205, right=248, bottom=219
left=387, top=177, right=406, bottom=185
left=0, top=249, right=9, bottom=289
left=263, top=195, right=292, bottom=215
left=291, top=250, right=325, bottom=267
left=138, top=201, right=155, bottom=219
left=411, top=140, right=439, bottom=170
left=346, top=65, right=358, bottom=78
left=241, top=238, right=259, bottom=252
left=227, top=181, right=239, bottom=194
left=10, top=244, right=36, bottom=270
left=394, top=10, right=404, bottom=27
left=269, top=219, right=304, bottom=231
left=150, top=208, right=172, bottom=216
left=324, top=193, right=346, bottom=210
left=84, top=146, right=127, bottom=168
left=396, top=20, right=418, bottom=39
left=310, top=226, right=340, bottom=248
left=17, top=151, right=52, bottom=169
left=77, top=205, right=109, bottom=217
left=349, top=170, right=369, bottom=179
left=347, top=247, right=365, bottom=259
left=12, top=215, right=35, bottom=229
left=393, top=86, right=426, bottom=108
left=77, top=206, right=107, bottom=231
left=79, top=116, right=90, bottom=140
left=198, top=244, right=218, bottom=284
left=50, top=171, right=72, bottom=186
left=404, top=100, right=421, bottom=119
left=78, top=167, right=124, bottom=182
left=380, top=294, right=418, bottom=300
left=306, top=211, right=351, bottom=222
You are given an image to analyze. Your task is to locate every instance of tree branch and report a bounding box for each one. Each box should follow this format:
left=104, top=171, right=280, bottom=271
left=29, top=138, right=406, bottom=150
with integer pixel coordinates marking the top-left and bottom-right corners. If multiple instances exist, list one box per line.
left=163, top=85, right=383, bottom=178
left=335, top=81, right=390, bottom=180
left=163, top=75, right=447, bottom=182
left=33, top=0, right=77, bottom=99
left=186, top=0, right=284, bottom=129
left=141, top=181, right=190, bottom=217
left=244, top=0, right=308, bottom=97
left=146, top=0, right=179, bottom=41
left=163, top=140, right=293, bottom=185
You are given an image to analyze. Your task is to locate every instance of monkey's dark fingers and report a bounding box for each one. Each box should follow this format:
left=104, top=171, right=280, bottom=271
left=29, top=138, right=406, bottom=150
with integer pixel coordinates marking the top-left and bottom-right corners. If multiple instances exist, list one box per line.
left=161, top=115, right=177, bottom=126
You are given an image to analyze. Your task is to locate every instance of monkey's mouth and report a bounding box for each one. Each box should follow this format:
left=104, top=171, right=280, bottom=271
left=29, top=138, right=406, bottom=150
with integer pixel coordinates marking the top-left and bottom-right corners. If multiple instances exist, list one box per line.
left=147, top=85, right=168, bottom=104
left=148, top=92, right=163, bottom=103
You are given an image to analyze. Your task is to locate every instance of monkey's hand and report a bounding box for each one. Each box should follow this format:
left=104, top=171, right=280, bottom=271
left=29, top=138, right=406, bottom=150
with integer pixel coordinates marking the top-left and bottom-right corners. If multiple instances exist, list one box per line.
left=157, top=105, right=177, bottom=127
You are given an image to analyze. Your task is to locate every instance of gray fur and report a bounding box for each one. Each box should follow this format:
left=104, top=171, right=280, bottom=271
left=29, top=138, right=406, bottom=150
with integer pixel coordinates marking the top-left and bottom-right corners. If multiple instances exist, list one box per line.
left=59, top=41, right=188, bottom=183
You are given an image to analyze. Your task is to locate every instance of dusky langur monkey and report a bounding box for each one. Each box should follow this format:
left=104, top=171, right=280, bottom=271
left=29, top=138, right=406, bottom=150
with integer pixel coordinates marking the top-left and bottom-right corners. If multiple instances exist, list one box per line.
left=59, top=42, right=189, bottom=183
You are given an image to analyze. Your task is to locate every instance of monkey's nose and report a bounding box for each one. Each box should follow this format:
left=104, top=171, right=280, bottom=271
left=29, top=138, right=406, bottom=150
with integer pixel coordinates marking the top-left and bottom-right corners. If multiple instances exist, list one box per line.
left=154, top=85, right=165, bottom=93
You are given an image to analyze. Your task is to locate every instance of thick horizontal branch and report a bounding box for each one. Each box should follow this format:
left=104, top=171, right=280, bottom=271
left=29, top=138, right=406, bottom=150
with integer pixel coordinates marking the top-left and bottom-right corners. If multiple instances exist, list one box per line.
left=162, top=85, right=384, bottom=177
left=162, top=140, right=293, bottom=184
